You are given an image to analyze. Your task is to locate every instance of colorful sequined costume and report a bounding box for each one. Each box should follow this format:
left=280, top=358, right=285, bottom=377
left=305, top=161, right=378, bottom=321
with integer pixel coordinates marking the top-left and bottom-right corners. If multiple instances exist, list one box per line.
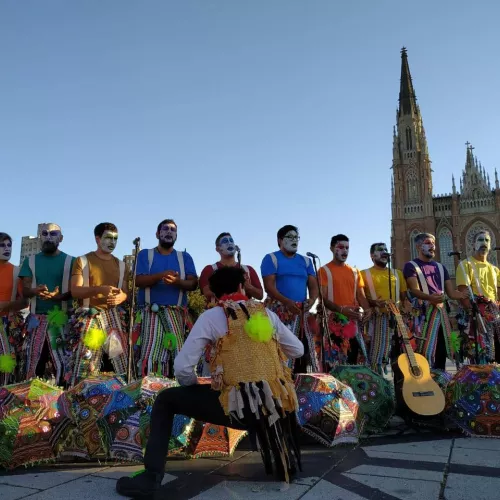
left=210, top=299, right=301, bottom=482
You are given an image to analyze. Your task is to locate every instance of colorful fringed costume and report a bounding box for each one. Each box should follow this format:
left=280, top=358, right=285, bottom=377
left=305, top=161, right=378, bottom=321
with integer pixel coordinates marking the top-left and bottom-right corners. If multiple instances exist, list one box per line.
left=210, top=299, right=301, bottom=482
left=133, top=304, right=190, bottom=378
left=20, top=255, right=73, bottom=383
left=265, top=299, right=321, bottom=373
left=65, top=306, right=128, bottom=386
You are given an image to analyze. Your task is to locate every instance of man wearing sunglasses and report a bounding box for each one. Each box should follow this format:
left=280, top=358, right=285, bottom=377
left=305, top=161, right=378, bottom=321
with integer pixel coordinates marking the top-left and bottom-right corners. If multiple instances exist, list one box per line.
left=19, top=223, right=74, bottom=384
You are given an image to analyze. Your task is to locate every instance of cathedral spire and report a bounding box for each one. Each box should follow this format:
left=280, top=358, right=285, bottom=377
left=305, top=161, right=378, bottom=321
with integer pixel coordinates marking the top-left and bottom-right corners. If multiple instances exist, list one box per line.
left=452, top=174, right=456, bottom=194
left=496, top=169, right=499, bottom=189
left=398, top=47, right=418, bottom=117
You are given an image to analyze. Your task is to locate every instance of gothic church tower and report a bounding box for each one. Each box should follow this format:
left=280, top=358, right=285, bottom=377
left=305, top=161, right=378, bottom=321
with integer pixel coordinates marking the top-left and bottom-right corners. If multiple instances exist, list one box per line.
left=391, top=48, right=435, bottom=267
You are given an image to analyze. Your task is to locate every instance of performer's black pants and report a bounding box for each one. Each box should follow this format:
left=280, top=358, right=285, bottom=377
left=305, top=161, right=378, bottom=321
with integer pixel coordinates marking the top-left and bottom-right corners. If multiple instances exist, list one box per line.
left=347, top=338, right=359, bottom=364
left=433, top=327, right=447, bottom=370
left=144, top=384, right=247, bottom=474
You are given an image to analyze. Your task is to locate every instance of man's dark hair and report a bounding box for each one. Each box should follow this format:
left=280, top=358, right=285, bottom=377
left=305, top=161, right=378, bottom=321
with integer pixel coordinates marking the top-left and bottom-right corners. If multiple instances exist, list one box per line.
left=370, top=242, right=386, bottom=254
left=330, top=234, right=349, bottom=247
left=94, top=223, right=118, bottom=237
left=157, top=219, right=177, bottom=233
left=215, top=232, right=231, bottom=246
left=0, top=232, right=12, bottom=244
left=209, top=266, right=246, bottom=298
left=277, top=225, right=298, bottom=244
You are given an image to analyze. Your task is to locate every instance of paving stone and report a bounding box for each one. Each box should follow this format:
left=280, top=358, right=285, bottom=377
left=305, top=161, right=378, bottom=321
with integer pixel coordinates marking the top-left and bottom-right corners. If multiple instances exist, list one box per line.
left=91, top=464, right=176, bottom=483
left=0, top=466, right=108, bottom=490
left=454, top=437, right=500, bottom=451
left=0, top=484, right=40, bottom=500
left=451, top=446, right=500, bottom=468
left=301, top=479, right=368, bottom=499
left=345, top=464, right=443, bottom=481
left=445, top=473, right=500, bottom=500
left=362, top=439, right=451, bottom=463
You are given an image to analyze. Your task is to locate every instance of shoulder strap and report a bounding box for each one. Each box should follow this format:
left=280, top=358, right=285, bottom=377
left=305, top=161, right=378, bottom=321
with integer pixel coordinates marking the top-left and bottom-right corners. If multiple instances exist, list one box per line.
left=60, top=255, right=73, bottom=312
left=303, top=255, right=310, bottom=268
left=269, top=253, right=278, bottom=271
left=321, top=265, right=334, bottom=302
left=118, top=260, right=125, bottom=290
left=80, top=255, right=90, bottom=308
left=436, top=262, right=445, bottom=293
left=10, top=266, right=19, bottom=303
left=242, top=264, right=249, bottom=274
left=176, top=251, right=186, bottom=306
left=29, top=256, right=37, bottom=314
left=409, top=260, right=430, bottom=295
left=352, top=267, right=358, bottom=302
left=212, top=263, right=218, bottom=271
left=467, top=258, right=483, bottom=296
left=364, top=269, right=377, bottom=300
left=393, top=269, right=400, bottom=302
left=145, top=249, right=155, bottom=304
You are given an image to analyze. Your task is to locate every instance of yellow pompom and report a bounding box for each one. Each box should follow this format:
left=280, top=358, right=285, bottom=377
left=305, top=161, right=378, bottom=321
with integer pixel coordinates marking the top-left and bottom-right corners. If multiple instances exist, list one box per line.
left=0, top=354, right=16, bottom=373
left=244, top=311, right=274, bottom=343
left=83, top=328, right=107, bottom=350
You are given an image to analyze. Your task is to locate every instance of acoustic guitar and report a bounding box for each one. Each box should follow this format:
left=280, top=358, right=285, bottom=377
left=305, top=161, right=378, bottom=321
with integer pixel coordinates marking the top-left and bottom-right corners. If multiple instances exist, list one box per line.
left=386, top=300, right=445, bottom=416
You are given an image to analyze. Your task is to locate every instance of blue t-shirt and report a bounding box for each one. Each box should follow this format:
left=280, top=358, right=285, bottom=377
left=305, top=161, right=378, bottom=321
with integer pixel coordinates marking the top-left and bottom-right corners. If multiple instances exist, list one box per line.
left=260, top=251, right=315, bottom=303
left=19, top=252, right=75, bottom=314
left=136, top=248, right=197, bottom=307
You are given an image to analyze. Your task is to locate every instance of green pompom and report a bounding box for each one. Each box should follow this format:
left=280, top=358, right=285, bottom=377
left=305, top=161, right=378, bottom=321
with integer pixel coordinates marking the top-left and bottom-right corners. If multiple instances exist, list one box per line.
left=163, top=333, right=177, bottom=351
left=450, top=331, right=461, bottom=353
left=83, top=328, right=107, bottom=350
left=47, top=306, right=68, bottom=328
left=0, top=354, right=16, bottom=373
left=244, top=311, right=274, bottom=343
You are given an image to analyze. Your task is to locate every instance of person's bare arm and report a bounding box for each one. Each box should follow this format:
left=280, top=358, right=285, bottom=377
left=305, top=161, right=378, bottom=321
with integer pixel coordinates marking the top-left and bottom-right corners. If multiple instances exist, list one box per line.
left=163, top=273, right=198, bottom=291
left=71, top=273, right=113, bottom=300
left=22, top=276, right=48, bottom=299
left=0, top=297, right=28, bottom=314
left=244, top=278, right=264, bottom=300
left=445, top=280, right=468, bottom=301
left=263, top=275, right=300, bottom=314
left=135, top=272, right=167, bottom=289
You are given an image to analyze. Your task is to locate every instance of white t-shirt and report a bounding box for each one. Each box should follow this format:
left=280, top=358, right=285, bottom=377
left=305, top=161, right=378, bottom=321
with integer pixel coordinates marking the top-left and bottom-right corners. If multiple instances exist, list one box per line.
left=174, top=304, right=304, bottom=386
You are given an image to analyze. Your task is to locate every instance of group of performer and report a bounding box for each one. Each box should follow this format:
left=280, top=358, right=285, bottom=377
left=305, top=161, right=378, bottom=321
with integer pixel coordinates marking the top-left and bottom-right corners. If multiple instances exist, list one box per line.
left=0, top=221, right=499, bottom=388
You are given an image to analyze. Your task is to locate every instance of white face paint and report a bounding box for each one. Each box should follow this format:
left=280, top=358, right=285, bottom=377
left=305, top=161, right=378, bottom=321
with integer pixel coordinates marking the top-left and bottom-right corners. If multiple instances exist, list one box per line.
left=0, top=240, right=12, bottom=261
left=372, top=244, right=389, bottom=266
left=159, top=224, right=177, bottom=247
left=475, top=233, right=491, bottom=254
left=420, top=237, right=436, bottom=258
left=218, top=235, right=236, bottom=257
left=282, top=231, right=299, bottom=253
left=99, top=230, right=118, bottom=254
left=40, top=224, right=62, bottom=254
left=334, top=241, right=349, bottom=262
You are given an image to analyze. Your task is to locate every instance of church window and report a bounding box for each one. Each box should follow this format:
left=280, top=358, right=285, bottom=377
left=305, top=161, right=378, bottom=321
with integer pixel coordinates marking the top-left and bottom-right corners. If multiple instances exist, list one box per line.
left=406, top=168, right=418, bottom=202
left=410, top=229, right=420, bottom=260
left=405, top=127, right=413, bottom=150
left=466, top=222, right=497, bottom=266
left=438, top=228, right=455, bottom=277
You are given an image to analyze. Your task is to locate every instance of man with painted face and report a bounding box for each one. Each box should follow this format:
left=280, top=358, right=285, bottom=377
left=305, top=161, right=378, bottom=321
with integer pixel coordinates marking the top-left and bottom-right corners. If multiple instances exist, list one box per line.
left=68, top=222, right=129, bottom=385
left=134, top=219, right=198, bottom=378
left=19, top=223, right=75, bottom=384
left=456, top=230, right=500, bottom=363
left=361, top=243, right=408, bottom=374
left=261, top=225, right=319, bottom=372
left=0, top=233, right=27, bottom=384
left=318, top=234, right=372, bottom=366
left=403, top=233, right=467, bottom=370
left=199, top=232, right=263, bottom=303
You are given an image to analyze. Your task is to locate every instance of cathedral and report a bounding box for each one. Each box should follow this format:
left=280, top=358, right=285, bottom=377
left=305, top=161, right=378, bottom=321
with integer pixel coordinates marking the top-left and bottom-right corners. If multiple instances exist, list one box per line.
left=391, top=47, right=500, bottom=278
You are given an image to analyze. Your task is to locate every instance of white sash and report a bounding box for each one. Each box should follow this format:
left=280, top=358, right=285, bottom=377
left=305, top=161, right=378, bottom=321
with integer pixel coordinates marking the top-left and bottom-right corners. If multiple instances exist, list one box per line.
left=28, top=256, right=37, bottom=314
left=144, top=249, right=186, bottom=306
left=10, top=266, right=19, bottom=303
left=364, top=268, right=400, bottom=303
left=321, top=265, right=358, bottom=304
left=268, top=252, right=310, bottom=270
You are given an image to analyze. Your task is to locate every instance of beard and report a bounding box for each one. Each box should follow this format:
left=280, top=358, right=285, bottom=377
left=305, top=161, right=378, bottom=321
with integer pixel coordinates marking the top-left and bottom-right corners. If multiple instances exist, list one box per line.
left=159, top=240, right=174, bottom=250
left=374, top=259, right=388, bottom=268
left=42, top=242, right=58, bottom=254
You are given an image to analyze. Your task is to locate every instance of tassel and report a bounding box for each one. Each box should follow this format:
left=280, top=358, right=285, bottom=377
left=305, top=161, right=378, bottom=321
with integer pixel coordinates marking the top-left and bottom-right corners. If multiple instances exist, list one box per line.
left=244, top=312, right=274, bottom=343
left=83, top=328, right=107, bottom=350
left=0, top=354, right=16, bottom=373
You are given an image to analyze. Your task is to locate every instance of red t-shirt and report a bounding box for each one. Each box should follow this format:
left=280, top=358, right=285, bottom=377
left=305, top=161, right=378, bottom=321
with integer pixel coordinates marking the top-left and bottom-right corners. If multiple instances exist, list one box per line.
left=199, top=262, right=263, bottom=294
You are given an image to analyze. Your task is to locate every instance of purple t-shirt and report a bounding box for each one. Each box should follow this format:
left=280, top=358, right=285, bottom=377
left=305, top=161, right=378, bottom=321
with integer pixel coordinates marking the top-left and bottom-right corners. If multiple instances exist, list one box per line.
left=403, top=258, right=450, bottom=294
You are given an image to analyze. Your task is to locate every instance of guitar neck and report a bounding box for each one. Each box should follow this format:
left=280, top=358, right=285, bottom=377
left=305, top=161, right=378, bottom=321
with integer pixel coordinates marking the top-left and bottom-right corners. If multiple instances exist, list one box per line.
left=386, top=301, right=419, bottom=369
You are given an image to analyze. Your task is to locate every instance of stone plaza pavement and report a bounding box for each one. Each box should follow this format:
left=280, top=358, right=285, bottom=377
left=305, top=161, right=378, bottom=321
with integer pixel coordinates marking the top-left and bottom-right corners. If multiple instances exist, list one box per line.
left=1, top=421, right=500, bottom=500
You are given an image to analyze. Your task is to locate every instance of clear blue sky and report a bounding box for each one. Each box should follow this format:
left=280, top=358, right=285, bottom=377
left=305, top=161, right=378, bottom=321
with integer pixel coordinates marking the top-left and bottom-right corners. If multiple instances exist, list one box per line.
left=1, top=1, right=499, bottom=275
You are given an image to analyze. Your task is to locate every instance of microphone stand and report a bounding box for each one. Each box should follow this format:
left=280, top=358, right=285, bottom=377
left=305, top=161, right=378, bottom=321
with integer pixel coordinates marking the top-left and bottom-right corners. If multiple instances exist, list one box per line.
left=310, top=255, right=330, bottom=373
left=127, top=237, right=141, bottom=383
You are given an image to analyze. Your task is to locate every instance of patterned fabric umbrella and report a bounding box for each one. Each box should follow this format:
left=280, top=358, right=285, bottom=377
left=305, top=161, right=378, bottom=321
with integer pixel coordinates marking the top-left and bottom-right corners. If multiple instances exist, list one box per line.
left=431, top=368, right=453, bottom=392
left=295, top=373, right=359, bottom=447
left=107, top=376, right=192, bottom=462
left=0, top=378, right=64, bottom=469
left=330, top=365, right=395, bottom=434
left=445, top=364, right=500, bottom=437
left=56, top=373, right=127, bottom=459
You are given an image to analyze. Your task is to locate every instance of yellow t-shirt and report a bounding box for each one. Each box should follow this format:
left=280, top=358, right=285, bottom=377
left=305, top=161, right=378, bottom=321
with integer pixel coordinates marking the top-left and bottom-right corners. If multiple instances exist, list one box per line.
left=455, top=257, right=500, bottom=301
left=361, top=266, right=407, bottom=305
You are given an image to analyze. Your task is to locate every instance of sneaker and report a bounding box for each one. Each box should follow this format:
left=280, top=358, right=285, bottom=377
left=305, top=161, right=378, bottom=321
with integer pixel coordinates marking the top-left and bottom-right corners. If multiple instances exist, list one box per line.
left=116, top=469, right=163, bottom=498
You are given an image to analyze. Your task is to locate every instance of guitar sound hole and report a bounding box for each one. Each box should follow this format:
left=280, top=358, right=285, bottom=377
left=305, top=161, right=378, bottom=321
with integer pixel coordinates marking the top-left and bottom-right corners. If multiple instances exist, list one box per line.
left=411, top=366, right=422, bottom=377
